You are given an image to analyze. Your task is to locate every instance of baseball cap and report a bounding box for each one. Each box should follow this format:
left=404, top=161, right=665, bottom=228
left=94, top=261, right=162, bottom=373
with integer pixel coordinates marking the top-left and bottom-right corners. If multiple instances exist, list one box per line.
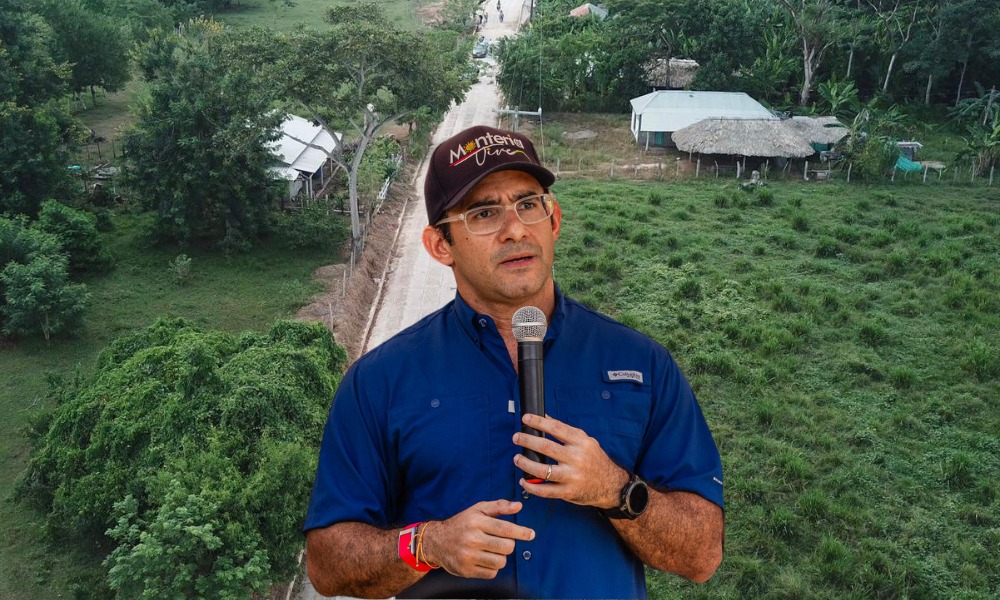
left=424, top=125, right=556, bottom=224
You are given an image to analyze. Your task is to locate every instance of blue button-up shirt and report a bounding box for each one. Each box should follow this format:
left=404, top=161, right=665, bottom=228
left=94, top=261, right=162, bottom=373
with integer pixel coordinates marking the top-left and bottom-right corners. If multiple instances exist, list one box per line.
left=304, top=289, right=723, bottom=598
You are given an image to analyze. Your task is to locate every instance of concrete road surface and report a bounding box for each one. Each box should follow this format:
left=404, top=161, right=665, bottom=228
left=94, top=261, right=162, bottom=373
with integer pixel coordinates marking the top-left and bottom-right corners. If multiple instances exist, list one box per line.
left=297, top=2, right=528, bottom=598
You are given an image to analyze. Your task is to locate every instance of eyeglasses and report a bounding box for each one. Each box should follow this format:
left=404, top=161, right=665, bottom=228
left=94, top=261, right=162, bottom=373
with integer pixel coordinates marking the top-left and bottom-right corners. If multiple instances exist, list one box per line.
left=436, top=194, right=554, bottom=235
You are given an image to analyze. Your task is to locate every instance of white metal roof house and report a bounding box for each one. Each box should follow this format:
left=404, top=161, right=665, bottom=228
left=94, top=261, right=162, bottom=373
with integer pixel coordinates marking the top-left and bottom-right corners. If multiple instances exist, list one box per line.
left=271, top=114, right=342, bottom=199
left=629, top=91, right=775, bottom=149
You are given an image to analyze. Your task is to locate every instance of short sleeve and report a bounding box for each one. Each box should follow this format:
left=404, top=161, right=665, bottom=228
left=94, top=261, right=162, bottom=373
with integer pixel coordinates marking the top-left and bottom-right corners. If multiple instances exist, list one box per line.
left=303, top=361, right=396, bottom=532
left=637, top=352, right=724, bottom=509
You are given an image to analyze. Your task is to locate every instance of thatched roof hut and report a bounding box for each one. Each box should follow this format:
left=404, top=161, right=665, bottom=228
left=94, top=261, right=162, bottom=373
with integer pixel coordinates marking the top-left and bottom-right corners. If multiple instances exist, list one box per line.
left=785, top=116, right=848, bottom=146
left=672, top=118, right=815, bottom=158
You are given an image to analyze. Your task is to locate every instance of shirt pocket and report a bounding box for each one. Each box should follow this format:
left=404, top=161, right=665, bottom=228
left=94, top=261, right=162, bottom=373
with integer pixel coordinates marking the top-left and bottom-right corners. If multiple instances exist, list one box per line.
left=389, top=394, right=491, bottom=519
left=553, top=388, right=650, bottom=470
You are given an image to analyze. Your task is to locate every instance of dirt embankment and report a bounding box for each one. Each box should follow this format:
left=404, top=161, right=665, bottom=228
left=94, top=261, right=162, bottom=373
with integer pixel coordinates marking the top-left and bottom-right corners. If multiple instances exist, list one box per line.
left=294, top=160, right=419, bottom=359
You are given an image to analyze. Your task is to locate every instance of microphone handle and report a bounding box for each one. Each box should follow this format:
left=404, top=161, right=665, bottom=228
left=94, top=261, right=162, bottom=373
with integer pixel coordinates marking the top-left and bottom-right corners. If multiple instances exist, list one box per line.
left=518, top=340, right=547, bottom=466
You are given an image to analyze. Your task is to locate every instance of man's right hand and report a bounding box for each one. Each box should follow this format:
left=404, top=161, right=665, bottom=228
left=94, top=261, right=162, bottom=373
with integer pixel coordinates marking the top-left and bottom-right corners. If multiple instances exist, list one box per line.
left=422, top=500, right=535, bottom=579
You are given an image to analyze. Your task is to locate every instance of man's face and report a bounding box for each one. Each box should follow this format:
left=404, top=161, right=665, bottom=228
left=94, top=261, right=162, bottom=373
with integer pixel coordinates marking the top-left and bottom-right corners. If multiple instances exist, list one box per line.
left=423, top=169, right=562, bottom=310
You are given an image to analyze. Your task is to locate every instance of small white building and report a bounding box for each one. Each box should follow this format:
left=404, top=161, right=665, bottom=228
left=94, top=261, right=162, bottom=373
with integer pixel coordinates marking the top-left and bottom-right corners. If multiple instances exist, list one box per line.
left=271, top=114, right=341, bottom=199
left=629, top=91, right=775, bottom=149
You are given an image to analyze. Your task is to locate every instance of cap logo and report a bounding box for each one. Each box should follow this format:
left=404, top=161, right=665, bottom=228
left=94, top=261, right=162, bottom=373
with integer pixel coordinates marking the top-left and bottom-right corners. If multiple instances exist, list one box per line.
left=448, top=132, right=528, bottom=167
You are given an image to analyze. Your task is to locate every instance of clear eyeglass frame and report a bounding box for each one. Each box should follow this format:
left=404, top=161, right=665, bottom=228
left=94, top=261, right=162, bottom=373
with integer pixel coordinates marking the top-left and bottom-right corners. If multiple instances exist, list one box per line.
left=435, top=193, right=554, bottom=235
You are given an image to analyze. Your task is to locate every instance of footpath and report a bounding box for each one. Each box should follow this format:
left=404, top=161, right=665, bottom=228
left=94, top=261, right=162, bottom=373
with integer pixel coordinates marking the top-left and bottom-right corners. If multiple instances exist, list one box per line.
left=296, top=0, right=527, bottom=597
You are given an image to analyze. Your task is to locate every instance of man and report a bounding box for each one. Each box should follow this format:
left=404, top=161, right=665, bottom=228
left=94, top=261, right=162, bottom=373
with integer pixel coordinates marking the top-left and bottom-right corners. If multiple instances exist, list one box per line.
left=304, top=125, right=724, bottom=598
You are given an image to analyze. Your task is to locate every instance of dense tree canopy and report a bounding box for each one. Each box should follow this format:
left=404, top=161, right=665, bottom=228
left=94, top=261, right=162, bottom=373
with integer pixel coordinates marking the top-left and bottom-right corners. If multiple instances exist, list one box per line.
left=123, top=19, right=284, bottom=247
left=32, top=0, right=132, bottom=105
left=497, top=0, right=1000, bottom=112
left=0, top=0, right=81, bottom=216
left=18, top=318, right=348, bottom=597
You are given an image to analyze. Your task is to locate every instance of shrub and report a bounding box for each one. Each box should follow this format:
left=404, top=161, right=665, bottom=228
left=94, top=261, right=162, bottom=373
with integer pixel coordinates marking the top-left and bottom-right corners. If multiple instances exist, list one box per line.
left=277, top=203, right=351, bottom=252
left=756, top=189, right=775, bottom=206
left=17, top=318, right=348, bottom=597
left=36, top=200, right=113, bottom=272
left=1, top=254, right=88, bottom=340
left=169, top=254, right=193, bottom=285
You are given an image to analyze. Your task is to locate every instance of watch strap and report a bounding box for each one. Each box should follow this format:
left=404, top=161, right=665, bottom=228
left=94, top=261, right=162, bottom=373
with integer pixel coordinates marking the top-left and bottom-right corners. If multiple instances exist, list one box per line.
left=602, top=473, right=648, bottom=520
left=398, top=522, right=433, bottom=572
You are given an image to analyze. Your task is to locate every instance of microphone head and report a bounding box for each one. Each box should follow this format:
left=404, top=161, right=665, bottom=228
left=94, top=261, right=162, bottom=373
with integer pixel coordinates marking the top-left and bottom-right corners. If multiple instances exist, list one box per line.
left=512, top=306, right=547, bottom=342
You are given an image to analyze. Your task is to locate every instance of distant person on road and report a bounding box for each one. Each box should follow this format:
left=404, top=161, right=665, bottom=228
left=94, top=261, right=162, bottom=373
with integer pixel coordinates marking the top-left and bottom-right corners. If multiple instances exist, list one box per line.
left=498, top=8, right=504, bottom=22
left=303, top=125, right=725, bottom=598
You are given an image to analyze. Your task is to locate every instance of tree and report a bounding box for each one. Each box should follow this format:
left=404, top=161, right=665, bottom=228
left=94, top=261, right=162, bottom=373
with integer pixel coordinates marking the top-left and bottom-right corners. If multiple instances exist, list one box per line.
left=1, top=252, right=88, bottom=341
left=123, top=19, right=284, bottom=247
left=277, top=3, right=471, bottom=248
left=604, top=0, right=770, bottom=93
left=439, top=0, right=481, bottom=32
left=496, top=6, right=649, bottom=113
left=17, top=318, right=348, bottom=596
left=0, top=0, right=81, bottom=217
left=0, top=102, right=81, bottom=217
left=864, top=0, right=924, bottom=95
left=36, top=200, right=112, bottom=272
left=0, top=0, right=69, bottom=106
left=941, top=0, right=1000, bottom=107
left=778, top=0, right=847, bottom=105
left=34, top=0, right=132, bottom=107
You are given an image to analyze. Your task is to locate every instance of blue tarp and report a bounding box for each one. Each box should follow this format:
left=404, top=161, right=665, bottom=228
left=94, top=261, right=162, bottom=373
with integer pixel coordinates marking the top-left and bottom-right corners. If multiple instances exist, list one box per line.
left=895, top=155, right=923, bottom=173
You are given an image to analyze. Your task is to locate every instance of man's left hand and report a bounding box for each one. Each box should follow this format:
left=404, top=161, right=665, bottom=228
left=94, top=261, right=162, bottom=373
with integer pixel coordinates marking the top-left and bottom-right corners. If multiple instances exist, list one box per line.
left=513, top=413, right=629, bottom=510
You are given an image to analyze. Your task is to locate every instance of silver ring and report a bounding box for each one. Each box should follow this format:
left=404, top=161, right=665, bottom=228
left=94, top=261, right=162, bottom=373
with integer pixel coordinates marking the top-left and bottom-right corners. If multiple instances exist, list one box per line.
left=544, top=464, right=553, bottom=482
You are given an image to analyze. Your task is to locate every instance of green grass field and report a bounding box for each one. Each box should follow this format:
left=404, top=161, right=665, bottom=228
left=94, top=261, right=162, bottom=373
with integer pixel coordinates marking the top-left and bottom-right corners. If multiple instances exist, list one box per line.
left=214, top=0, right=430, bottom=31
left=553, top=179, right=999, bottom=598
left=0, top=212, right=341, bottom=599
left=3, top=176, right=997, bottom=597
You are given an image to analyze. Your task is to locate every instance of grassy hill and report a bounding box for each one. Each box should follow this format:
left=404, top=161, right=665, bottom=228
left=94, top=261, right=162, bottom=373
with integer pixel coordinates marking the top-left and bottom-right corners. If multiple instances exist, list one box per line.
left=553, top=178, right=999, bottom=598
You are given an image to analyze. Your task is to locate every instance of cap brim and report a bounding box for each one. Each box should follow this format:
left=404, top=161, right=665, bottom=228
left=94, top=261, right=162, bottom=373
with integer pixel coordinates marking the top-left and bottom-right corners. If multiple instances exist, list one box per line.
left=435, top=163, right=557, bottom=223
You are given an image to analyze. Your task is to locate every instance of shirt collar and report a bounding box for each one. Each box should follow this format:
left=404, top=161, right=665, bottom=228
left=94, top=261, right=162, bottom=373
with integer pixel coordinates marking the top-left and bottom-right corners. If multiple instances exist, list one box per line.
left=451, top=285, right=567, bottom=346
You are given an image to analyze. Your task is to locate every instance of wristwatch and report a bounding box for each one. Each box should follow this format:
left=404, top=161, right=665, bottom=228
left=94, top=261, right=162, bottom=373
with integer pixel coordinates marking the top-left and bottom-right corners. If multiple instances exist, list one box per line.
left=602, top=472, right=649, bottom=520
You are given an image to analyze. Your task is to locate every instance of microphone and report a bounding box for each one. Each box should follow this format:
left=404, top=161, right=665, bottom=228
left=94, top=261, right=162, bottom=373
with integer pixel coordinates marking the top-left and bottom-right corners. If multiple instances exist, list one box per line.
left=512, top=306, right=548, bottom=482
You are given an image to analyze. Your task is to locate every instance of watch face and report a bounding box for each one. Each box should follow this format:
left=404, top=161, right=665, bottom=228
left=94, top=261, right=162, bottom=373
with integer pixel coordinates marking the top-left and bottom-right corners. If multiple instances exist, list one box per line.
left=627, top=480, right=649, bottom=515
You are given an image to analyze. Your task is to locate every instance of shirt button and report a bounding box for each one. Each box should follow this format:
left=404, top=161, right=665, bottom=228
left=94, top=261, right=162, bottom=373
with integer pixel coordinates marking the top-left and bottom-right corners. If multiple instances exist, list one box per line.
left=430, top=399, right=440, bottom=408
left=601, top=390, right=611, bottom=399
left=478, top=318, right=488, bottom=327
left=522, top=490, right=530, bottom=499
left=522, top=550, right=532, bottom=560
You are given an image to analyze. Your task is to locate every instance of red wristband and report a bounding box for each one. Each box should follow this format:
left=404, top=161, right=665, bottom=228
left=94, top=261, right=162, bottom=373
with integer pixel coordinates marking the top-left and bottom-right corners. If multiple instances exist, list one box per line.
left=398, top=522, right=432, bottom=572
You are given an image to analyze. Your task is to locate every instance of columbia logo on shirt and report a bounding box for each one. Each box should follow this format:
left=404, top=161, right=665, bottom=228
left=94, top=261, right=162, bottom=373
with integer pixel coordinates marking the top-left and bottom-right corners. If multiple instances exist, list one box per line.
left=605, top=370, right=643, bottom=384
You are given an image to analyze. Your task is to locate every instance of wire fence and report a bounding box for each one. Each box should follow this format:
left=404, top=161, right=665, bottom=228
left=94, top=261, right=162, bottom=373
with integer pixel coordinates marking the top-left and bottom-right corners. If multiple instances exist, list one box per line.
left=546, top=155, right=998, bottom=188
